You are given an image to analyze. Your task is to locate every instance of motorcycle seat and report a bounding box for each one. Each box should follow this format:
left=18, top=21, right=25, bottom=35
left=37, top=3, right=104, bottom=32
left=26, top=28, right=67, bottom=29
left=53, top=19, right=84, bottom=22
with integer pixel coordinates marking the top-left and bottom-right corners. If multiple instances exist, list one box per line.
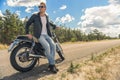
left=17, top=35, right=39, bottom=43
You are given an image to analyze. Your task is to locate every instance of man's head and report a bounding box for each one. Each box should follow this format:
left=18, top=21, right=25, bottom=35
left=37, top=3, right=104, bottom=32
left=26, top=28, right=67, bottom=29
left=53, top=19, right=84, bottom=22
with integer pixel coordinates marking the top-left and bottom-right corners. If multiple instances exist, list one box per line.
left=38, top=2, right=46, bottom=13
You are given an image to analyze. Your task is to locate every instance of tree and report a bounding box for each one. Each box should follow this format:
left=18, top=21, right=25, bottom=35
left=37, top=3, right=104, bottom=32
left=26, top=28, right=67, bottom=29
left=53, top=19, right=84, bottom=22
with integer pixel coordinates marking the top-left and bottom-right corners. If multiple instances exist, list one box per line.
left=0, top=9, right=24, bottom=44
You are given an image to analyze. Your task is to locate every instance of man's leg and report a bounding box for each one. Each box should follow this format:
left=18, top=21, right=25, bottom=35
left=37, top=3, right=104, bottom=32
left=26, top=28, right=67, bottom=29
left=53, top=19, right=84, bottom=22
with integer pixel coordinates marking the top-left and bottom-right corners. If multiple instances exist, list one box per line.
left=45, top=35, right=56, bottom=61
left=45, top=35, right=59, bottom=73
left=39, top=35, right=55, bottom=65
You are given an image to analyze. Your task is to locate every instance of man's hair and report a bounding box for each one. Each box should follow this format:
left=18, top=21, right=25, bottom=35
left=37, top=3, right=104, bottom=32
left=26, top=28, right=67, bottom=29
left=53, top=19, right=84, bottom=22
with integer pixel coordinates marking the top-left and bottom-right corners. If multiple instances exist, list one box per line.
left=40, top=2, right=46, bottom=7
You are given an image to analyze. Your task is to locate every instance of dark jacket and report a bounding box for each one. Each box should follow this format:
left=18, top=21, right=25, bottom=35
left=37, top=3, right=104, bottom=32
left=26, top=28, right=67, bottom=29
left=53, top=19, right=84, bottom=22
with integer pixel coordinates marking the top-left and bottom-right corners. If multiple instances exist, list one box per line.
left=25, top=12, right=56, bottom=39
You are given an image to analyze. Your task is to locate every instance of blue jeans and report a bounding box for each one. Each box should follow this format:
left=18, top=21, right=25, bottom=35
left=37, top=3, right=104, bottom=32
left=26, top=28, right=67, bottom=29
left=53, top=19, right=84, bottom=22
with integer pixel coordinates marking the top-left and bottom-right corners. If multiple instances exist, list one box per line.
left=39, top=34, right=56, bottom=65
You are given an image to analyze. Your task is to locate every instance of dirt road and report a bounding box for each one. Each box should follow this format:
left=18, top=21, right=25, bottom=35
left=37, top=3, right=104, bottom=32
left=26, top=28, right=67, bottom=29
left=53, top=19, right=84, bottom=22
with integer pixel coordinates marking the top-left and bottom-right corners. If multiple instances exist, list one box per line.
left=0, top=40, right=120, bottom=80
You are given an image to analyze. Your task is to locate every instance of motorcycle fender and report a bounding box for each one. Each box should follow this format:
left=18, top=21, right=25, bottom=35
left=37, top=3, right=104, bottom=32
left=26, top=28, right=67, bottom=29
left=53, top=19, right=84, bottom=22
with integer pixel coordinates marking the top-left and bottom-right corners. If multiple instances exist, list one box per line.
left=8, top=39, right=21, bottom=52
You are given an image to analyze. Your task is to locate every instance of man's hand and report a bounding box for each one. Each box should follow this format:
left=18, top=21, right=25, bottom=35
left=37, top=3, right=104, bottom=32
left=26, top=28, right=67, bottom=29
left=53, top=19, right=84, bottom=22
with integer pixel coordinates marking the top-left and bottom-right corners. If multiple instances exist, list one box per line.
left=26, top=34, right=33, bottom=39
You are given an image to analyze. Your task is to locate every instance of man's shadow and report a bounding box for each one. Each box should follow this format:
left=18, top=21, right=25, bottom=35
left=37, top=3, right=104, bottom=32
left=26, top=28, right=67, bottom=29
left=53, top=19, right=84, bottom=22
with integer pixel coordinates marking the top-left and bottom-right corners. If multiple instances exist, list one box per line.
left=1, top=58, right=63, bottom=80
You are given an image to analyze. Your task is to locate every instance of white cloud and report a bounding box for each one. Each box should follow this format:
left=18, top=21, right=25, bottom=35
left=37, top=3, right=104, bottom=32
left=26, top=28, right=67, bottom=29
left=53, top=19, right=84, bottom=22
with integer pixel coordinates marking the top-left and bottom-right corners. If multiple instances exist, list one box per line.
left=7, top=0, right=46, bottom=13
left=77, top=22, right=81, bottom=26
left=55, top=14, right=75, bottom=24
left=101, top=26, right=120, bottom=37
left=0, top=10, right=4, bottom=17
left=53, top=5, right=67, bottom=14
left=32, top=11, right=38, bottom=14
left=25, top=7, right=34, bottom=13
left=59, top=5, right=67, bottom=10
left=20, top=18, right=26, bottom=22
left=7, top=0, right=46, bottom=7
left=78, top=0, right=120, bottom=37
left=15, top=10, right=21, bottom=16
left=81, top=26, right=120, bottom=37
left=109, top=0, right=120, bottom=5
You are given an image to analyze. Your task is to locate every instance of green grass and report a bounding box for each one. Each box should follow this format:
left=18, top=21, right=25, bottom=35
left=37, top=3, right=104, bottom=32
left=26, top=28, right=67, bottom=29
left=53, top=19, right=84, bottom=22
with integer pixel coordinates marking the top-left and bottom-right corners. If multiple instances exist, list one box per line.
left=67, top=62, right=80, bottom=74
left=61, top=73, right=67, bottom=79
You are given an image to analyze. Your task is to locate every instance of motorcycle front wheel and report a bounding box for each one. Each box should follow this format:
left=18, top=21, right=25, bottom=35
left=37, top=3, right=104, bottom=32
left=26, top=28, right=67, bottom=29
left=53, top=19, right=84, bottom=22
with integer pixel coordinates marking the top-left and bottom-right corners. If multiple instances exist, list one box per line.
left=57, top=51, right=65, bottom=60
left=56, top=43, right=65, bottom=60
left=10, top=43, right=37, bottom=72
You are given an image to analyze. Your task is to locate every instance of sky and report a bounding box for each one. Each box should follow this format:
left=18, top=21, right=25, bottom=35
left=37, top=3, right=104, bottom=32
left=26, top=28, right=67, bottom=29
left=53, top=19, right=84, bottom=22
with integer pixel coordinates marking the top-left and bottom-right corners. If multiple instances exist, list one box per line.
left=0, top=0, right=120, bottom=37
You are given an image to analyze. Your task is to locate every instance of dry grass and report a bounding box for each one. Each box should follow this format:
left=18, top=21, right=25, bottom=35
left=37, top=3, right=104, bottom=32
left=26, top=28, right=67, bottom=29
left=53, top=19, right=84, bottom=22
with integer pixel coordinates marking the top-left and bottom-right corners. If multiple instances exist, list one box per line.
left=0, top=44, right=8, bottom=50
left=79, top=46, right=120, bottom=80
left=61, top=39, right=113, bottom=45
left=39, top=46, right=120, bottom=80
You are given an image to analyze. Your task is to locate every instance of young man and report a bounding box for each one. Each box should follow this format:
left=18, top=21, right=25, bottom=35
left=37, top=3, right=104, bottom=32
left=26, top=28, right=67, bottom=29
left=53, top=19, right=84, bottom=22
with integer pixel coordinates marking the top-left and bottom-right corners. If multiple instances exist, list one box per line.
left=25, top=2, right=59, bottom=73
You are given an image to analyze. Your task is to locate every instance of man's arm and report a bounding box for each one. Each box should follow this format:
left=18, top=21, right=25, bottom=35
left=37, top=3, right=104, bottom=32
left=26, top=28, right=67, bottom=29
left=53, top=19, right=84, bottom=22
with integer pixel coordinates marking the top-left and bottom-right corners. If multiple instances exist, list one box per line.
left=49, top=21, right=57, bottom=29
left=46, top=15, right=57, bottom=29
left=25, top=14, right=35, bottom=34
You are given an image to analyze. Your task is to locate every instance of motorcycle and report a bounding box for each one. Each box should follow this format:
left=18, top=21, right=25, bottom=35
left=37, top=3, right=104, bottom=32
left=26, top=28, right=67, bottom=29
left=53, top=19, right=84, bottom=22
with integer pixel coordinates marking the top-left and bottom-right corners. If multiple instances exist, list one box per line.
left=8, top=32, right=65, bottom=72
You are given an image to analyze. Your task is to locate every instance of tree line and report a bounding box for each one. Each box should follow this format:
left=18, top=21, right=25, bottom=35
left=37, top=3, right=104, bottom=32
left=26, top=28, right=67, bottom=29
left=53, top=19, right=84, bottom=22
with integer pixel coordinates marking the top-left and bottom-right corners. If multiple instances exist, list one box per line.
left=54, top=28, right=114, bottom=43
left=0, top=10, right=117, bottom=44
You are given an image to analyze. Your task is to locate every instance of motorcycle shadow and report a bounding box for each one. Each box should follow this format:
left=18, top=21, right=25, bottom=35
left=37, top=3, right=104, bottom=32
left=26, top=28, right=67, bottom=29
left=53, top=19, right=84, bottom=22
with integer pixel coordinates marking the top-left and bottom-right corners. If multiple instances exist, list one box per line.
left=2, top=58, right=63, bottom=80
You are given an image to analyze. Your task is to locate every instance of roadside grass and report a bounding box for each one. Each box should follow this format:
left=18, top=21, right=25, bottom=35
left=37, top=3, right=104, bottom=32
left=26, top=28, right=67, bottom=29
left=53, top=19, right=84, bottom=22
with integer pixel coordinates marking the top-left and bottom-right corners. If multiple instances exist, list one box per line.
left=0, top=44, right=8, bottom=50
left=66, top=46, right=120, bottom=80
left=67, top=62, right=80, bottom=74
left=60, top=73, right=67, bottom=80
left=38, top=45, right=120, bottom=80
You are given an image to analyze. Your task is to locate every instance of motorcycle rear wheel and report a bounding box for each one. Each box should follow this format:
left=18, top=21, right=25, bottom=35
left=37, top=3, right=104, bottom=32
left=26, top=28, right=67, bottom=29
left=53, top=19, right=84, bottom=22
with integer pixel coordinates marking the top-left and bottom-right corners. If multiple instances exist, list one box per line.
left=10, top=43, right=37, bottom=72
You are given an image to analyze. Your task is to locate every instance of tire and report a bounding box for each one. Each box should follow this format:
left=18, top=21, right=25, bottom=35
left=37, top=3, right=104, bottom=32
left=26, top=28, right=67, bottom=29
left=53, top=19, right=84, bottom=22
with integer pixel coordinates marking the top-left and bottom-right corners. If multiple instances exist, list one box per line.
left=57, top=51, right=65, bottom=60
left=10, top=43, right=37, bottom=72
left=56, top=43, right=65, bottom=60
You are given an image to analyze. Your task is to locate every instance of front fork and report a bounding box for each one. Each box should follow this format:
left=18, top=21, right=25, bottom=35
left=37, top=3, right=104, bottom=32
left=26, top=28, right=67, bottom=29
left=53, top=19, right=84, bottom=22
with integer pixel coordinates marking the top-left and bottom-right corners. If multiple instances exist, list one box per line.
left=56, top=43, right=62, bottom=52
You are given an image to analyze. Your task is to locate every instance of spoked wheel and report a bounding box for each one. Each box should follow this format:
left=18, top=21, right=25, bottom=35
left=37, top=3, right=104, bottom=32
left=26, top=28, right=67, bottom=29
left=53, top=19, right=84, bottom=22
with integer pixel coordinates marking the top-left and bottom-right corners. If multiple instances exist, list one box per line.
left=10, top=43, right=37, bottom=72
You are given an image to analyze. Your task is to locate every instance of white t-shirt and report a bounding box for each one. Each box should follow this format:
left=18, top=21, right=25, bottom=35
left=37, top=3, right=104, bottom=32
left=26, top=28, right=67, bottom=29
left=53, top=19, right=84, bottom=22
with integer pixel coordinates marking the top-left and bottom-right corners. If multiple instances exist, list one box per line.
left=40, top=16, right=47, bottom=35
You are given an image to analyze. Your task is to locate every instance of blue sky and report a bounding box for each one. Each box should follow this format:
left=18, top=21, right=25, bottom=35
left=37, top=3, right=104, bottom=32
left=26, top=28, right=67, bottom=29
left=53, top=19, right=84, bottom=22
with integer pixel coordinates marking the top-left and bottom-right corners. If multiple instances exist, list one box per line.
left=0, top=0, right=108, bottom=26
left=0, top=0, right=120, bottom=37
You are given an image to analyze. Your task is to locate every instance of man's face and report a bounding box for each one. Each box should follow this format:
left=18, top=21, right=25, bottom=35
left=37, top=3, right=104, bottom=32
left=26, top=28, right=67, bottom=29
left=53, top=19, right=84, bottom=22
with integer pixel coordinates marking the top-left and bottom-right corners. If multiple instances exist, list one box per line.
left=39, top=4, right=46, bottom=13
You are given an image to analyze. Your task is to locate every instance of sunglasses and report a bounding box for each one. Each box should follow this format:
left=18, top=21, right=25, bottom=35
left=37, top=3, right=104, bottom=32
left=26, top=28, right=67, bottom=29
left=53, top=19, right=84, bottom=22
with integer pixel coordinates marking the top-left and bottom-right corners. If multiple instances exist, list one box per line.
left=38, top=6, right=46, bottom=8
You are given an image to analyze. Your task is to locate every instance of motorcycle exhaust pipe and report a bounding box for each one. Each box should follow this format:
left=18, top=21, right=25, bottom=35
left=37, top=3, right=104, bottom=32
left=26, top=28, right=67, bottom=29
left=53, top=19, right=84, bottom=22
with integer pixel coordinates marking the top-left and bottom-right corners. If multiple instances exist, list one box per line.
left=29, top=54, right=46, bottom=58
